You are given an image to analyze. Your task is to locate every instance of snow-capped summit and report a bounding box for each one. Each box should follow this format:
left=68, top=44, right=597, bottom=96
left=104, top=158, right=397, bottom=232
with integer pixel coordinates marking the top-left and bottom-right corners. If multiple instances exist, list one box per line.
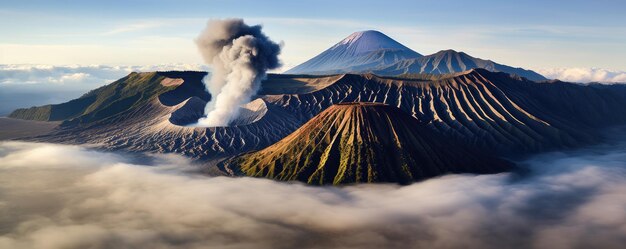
left=331, top=30, right=416, bottom=54
left=285, top=30, right=546, bottom=81
left=285, top=30, right=422, bottom=75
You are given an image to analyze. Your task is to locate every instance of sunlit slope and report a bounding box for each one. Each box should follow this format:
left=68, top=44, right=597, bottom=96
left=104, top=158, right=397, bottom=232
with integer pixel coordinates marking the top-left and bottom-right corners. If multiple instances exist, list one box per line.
left=265, top=69, right=626, bottom=155
left=230, top=102, right=512, bottom=185
left=8, top=72, right=208, bottom=124
left=8, top=70, right=626, bottom=160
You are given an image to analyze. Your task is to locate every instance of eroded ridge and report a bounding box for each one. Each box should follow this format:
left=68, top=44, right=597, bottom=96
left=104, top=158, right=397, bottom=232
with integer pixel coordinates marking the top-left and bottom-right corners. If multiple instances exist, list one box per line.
left=227, top=102, right=512, bottom=185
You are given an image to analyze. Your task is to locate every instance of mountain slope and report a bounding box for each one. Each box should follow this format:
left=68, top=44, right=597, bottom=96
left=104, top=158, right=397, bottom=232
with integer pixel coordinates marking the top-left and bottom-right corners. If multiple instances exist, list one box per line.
left=285, top=30, right=422, bottom=75
left=285, top=30, right=546, bottom=81
left=226, top=102, right=512, bottom=185
left=263, top=70, right=626, bottom=155
left=10, top=71, right=306, bottom=160
left=8, top=70, right=626, bottom=162
left=9, top=71, right=209, bottom=125
left=378, top=49, right=546, bottom=81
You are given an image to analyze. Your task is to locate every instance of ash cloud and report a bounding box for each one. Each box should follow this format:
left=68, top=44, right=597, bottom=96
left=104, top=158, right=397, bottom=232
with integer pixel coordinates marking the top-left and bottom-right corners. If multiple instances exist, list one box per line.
left=1, top=137, right=626, bottom=249
left=194, top=19, right=281, bottom=127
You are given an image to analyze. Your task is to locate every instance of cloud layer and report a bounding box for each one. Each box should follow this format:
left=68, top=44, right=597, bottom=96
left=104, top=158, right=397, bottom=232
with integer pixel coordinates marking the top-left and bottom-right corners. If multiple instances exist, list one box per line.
left=537, top=67, right=626, bottom=83
left=0, top=64, right=208, bottom=86
left=1, top=138, right=626, bottom=249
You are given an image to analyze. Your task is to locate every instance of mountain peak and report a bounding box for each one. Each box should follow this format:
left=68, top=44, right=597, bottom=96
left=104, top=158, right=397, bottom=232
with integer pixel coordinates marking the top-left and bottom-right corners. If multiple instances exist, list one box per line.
left=332, top=30, right=414, bottom=54
left=228, top=102, right=512, bottom=185
left=436, top=49, right=459, bottom=53
left=338, top=30, right=384, bottom=44
left=285, top=30, right=422, bottom=74
left=432, top=49, right=468, bottom=56
left=285, top=31, right=546, bottom=81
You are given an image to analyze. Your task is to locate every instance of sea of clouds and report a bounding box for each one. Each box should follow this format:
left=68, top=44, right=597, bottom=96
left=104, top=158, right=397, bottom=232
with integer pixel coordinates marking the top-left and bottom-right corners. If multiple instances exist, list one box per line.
left=1, top=131, right=626, bottom=249
left=537, top=67, right=626, bottom=83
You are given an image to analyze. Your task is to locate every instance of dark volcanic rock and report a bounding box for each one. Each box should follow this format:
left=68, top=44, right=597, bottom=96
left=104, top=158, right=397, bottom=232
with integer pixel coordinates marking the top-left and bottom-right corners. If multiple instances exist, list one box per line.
left=8, top=69, right=626, bottom=161
left=226, top=102, right=512, bottom=185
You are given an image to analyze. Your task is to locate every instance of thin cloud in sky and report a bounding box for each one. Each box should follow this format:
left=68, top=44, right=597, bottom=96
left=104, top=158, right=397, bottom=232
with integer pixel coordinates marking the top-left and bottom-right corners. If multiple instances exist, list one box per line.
left=101, top=22, right=163, bottom=35
left=99, top=18, right=207, bottom=36
left=1, top=1, right=624, bottom=69
left=2, top=13, right=624, bottom=70
left=0, top=64, right=208, bottom=86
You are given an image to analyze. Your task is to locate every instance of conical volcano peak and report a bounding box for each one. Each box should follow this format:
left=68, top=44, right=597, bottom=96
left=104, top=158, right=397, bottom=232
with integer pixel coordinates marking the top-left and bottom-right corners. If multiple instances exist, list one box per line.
left=332, top=30, right=415, bottom=54
left=286, top=30, right=546, bottom=81
left=228, top=102, right=512, bottom=185
left=340, top=30, right=383, bottom=42
left=285, top=30, right=422, bottom=74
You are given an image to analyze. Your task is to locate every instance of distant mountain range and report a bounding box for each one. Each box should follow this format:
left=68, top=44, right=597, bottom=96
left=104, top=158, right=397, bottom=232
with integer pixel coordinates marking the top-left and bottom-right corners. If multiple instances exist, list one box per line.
left=286, top=30, right=547, bottom=81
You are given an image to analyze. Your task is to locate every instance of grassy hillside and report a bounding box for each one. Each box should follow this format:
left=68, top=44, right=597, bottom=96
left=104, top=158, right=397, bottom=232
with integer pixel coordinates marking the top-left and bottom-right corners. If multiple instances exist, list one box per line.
left=9, top=72, right=176, bottom=125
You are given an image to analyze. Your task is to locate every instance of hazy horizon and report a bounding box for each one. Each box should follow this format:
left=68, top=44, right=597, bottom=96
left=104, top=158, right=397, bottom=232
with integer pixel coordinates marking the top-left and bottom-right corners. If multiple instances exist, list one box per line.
left=1, top=0, right=625, bottom=70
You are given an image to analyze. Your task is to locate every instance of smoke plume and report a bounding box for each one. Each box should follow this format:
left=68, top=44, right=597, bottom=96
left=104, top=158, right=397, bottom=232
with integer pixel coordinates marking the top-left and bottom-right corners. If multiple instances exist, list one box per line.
left=194, top=19, right=281, bottom=127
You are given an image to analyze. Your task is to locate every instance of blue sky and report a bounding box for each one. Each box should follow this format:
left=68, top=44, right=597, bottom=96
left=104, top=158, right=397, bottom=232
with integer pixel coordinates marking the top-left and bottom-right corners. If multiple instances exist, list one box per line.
left=1, top=0, right=625, bottom=71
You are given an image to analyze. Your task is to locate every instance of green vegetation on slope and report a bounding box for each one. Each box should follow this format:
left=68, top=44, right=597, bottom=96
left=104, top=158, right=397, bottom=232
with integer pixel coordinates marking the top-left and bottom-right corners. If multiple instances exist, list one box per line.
left=230, top=102, right=511, bottom=185
left=9, top=72, right=176, bottom=125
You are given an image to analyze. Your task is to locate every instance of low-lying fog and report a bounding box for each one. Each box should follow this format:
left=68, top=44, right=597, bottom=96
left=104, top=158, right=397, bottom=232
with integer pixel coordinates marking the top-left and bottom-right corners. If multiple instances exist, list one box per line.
left=1, top=131, right=626, bottom=249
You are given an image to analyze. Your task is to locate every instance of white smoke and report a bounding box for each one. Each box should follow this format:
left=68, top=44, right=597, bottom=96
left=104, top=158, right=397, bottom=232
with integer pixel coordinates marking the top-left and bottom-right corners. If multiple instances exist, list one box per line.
left=194, top=19, right=281, bottom=127
left=1, top=135, right=626, bottom=248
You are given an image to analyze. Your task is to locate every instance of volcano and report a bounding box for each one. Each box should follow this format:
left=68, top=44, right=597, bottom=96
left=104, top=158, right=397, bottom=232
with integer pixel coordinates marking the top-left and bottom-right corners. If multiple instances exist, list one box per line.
left=5, top=30, right=626, bottom=184
left=285, top=30, right=422, bottom=75
left=286, top=30, right=546, bottom=81
left=226, top=102, right=512, bottom=185
left=7, top=69, right=626, bottom=163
